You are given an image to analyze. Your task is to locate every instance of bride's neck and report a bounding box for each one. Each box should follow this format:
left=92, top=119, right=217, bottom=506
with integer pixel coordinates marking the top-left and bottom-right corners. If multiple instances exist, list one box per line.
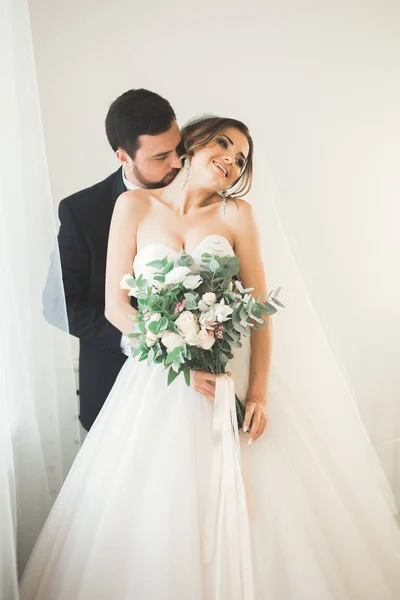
left=163, top=170, right=216, bottom=215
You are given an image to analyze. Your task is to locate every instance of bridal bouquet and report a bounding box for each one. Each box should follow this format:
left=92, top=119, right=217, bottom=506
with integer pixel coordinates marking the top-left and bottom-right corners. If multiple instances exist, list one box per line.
left=120, top=251, right=282, bottom=428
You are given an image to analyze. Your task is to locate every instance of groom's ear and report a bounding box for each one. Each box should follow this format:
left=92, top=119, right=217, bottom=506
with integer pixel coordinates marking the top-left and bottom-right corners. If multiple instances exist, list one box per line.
left=115, top=148, right=131, bottom=166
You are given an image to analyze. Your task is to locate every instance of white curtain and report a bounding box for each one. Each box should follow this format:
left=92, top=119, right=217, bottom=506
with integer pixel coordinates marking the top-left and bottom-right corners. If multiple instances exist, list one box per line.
left=0, top=0, right=80, bottom=597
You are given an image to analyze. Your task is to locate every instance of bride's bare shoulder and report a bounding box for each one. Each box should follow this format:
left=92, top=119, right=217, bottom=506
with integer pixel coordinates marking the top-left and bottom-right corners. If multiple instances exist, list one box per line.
left=113, top=189, right=150, bottom=220
left=228, top=197, right=255, bottom=227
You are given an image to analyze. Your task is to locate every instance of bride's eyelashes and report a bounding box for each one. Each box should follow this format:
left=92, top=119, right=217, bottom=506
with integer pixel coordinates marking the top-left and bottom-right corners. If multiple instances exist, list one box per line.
left=216, top=136, right=228, bottom=149
left=216, top=137, right=245, bottom=169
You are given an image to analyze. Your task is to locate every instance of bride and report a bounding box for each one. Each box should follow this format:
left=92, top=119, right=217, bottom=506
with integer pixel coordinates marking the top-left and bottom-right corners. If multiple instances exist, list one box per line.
left=20, top=116, right=400, bottom=600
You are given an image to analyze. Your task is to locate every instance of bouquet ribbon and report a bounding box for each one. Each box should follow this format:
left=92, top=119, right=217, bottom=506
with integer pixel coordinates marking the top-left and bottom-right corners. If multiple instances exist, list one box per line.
left=203, top=374, right=254, bottom=600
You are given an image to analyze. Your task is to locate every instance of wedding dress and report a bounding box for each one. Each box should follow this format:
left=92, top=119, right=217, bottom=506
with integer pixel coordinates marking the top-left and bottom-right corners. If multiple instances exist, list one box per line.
left=20, top=235, right=400, bottom=599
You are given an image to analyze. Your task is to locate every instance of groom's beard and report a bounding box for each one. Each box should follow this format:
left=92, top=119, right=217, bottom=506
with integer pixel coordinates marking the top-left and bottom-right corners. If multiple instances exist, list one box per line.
left=132, top=164, right=180, bottom=189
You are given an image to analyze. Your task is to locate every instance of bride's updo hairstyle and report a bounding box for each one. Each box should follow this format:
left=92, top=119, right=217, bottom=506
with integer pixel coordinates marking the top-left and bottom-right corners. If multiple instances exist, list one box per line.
left=181, top=116, right=254, bottom=198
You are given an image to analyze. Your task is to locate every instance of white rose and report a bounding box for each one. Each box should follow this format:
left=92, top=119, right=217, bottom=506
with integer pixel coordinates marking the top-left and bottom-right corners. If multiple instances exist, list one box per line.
left=161, top=331, right=186, bottom=351
left=165, top=266, right=191, bottom=285
left=196, top=329, right=215, bottom=350
left=175, top=311, right=199, bottom=345
left=198, top=300, right=210, bottom=312
left=202, top=292, right=216, bottom=306
left=214, top=299, right=233, bottom=323
left=183, top=274, right=202, bottom=290
left=184, top=333, right=198, bottom=346
left=145, top=331, right=158, bottom=347
left=199, top=307, right=217, bottom=329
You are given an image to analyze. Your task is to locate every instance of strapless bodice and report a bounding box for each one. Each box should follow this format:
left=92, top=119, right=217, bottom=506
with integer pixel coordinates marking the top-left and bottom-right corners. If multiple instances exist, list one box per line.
left=133, top=234, right=235, bottom=280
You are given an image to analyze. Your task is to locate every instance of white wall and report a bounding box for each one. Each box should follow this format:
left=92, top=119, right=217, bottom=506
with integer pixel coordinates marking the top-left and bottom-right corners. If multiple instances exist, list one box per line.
left=28, top=0, right=400, bottom=497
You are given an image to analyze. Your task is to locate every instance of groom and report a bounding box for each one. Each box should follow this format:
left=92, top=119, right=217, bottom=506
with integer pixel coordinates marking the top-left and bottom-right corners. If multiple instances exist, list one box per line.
left=54, top=89, right=182, bottom=431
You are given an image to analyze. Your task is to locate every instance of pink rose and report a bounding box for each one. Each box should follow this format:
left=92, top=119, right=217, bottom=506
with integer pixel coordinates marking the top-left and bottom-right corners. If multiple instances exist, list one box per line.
left=196, top=329, right=216, bottom=350
left=175, top=311, right=200, bottom=346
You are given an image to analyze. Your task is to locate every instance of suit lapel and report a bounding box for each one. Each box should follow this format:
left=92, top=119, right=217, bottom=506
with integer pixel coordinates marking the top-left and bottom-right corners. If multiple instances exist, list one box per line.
left=111, top=167, right=126, bottom=206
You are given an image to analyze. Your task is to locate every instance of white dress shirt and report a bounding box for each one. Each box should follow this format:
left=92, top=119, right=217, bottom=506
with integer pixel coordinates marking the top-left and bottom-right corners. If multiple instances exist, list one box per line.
left=120, top=167, right=140, bottom=356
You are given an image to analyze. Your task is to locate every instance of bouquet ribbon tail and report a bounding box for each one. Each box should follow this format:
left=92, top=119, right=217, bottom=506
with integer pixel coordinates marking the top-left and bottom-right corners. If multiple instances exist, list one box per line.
left=202, top=374, right=254, bottom=600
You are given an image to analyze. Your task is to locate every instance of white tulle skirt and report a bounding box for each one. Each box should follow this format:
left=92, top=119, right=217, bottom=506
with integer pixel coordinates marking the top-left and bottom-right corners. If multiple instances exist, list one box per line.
left=20, top=337, right=400, bottom=599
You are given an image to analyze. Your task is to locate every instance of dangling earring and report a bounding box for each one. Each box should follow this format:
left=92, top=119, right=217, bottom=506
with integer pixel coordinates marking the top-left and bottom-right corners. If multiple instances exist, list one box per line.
left=221, top=190, right=228, bottom=215
left=182, top=157, right=191, bottom=190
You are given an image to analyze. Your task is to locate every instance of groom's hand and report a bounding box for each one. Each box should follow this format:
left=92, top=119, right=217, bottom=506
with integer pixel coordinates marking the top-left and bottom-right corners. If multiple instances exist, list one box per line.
left=190, top=370, right=216, bottom=400
left=190, top=370, right=233, bottom=401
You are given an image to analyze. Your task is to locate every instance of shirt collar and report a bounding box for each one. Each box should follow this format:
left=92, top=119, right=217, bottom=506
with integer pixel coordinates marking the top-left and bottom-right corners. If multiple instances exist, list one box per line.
left=122, top=166, right=141, bottom=191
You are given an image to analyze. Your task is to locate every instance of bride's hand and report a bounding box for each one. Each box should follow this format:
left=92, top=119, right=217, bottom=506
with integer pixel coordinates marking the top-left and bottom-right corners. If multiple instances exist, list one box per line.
left=243, top=398, right=268, bottom=445
left=190, top=370, right=232, bottom=401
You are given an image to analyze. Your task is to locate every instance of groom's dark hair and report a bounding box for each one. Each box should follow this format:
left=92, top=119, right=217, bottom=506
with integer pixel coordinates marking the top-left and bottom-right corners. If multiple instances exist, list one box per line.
left=105, top=89, right=176, bottom=159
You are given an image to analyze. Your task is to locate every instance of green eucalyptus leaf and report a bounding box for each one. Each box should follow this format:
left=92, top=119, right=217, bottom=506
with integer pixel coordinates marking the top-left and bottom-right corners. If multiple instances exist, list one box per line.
left=164, top=261, right=175, bottom=274
left=165, top=346, right=181, bottom=364
left=220, top=341, right=231, bottom=353
left=230, top=339, right=242, bottom=348
left=226, top=328, right=240, bottom=341
left=250, top=314, right=264, bottom=324
left=177, top=253, right=194, bottom=267
left=209, top=259, right=220, bottom=273
left=136, top=291, right=149, bottom=300
left=183, top=345, right=192, bottom=360
left=147, top=348, right=155, bottom=365
left=218, top=350, right=229, bottom=364
left=271, top=286, right=281, bottom=298
left=124, top=277, right=136, bottom=287
left=239, top=306, right=248, bottom=320
left=232, top=309, right=241, bottom=326
left=148, top=320, right=161, bottom=334
left=271, top=298, right=285, bottom=308
left=159, top=316, right=169, bottom=330
left=146, top=256, right=168, bottom=269
left=138, top=350, right=149, bottom=362
left=184, top=368, right=191, bottom=386
left=167, top=366, right=180, bottom=385
left=172, top=358, right=181, bottom=373
left=234, top=322, right=250, bottom=336
left=227, top=256, right=240, bottom=274
left=259, top=304, right=278, bottom=316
